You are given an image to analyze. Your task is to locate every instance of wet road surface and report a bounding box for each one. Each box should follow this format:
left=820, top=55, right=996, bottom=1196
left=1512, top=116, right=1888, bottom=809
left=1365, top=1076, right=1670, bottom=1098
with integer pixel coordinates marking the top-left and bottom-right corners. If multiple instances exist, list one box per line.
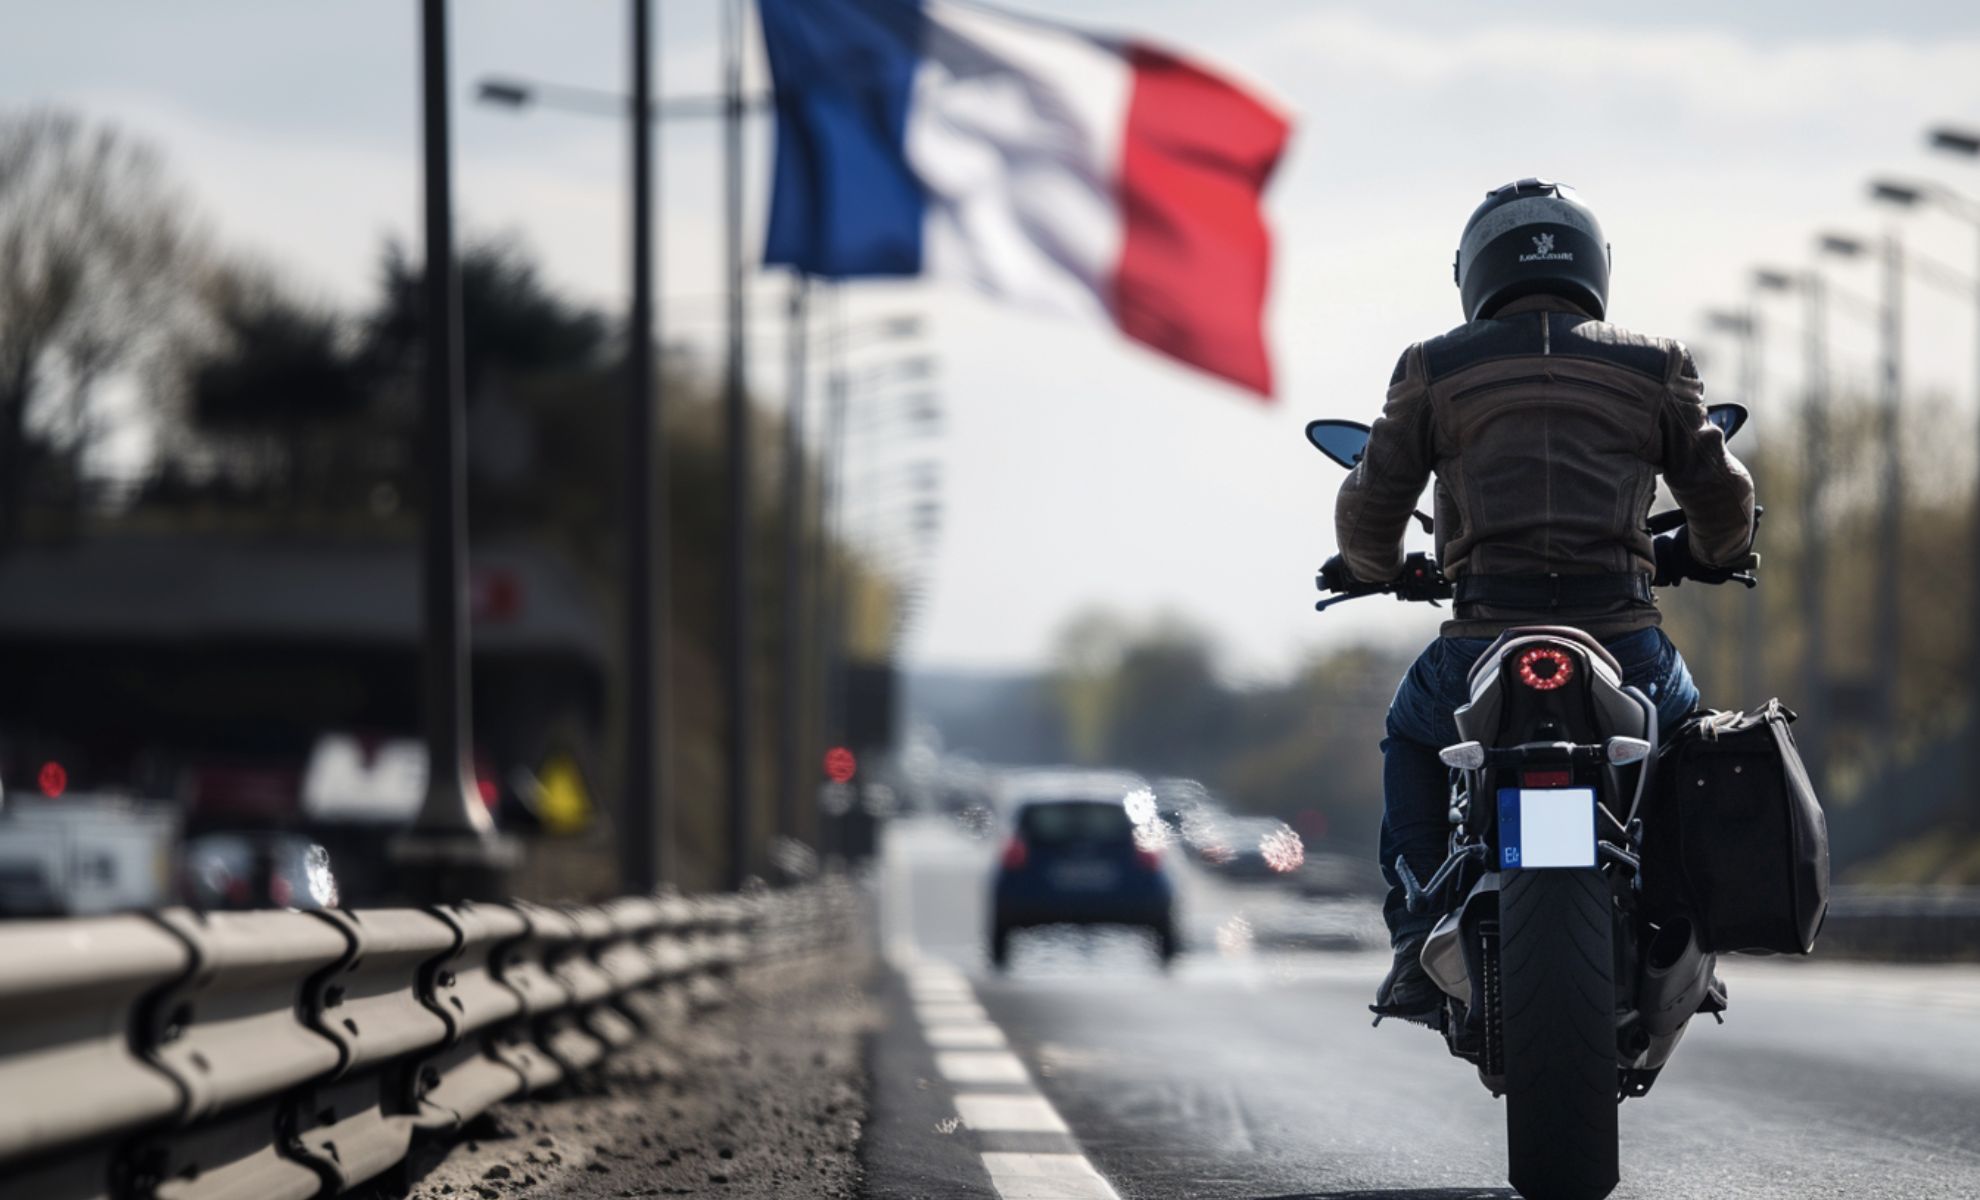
left=864, top=816, right=1980, bottom=1199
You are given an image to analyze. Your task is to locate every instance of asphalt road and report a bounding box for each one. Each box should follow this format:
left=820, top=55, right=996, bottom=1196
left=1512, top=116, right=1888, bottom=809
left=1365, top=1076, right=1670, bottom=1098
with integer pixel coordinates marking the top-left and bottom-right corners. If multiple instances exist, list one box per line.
left=864, top=815, right=1980, bottom=1199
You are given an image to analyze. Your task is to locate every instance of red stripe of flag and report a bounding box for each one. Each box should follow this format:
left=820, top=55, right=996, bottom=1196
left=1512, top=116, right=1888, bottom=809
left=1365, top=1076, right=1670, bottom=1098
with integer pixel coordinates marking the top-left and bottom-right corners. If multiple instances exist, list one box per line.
left=1110, top=46, right=1290, bottom=399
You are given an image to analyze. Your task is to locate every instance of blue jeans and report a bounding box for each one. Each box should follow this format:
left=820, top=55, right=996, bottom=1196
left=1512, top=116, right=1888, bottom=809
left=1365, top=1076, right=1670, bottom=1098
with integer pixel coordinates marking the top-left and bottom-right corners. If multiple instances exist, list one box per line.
left=1379, top=627, right=1700, bottom=946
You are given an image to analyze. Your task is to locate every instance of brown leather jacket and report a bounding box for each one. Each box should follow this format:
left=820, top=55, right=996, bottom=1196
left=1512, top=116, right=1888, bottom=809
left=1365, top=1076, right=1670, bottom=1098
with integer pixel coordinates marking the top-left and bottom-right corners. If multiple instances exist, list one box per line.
left=1335, top=295, right=1756, bottom=638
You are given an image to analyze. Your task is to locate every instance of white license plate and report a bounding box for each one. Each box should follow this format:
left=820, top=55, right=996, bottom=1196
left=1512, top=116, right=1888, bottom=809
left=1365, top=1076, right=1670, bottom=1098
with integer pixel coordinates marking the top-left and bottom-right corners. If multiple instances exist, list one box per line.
left=1050, top=861, right=1121, bottom=891
left=1497, top=788, right=1597, bottom=870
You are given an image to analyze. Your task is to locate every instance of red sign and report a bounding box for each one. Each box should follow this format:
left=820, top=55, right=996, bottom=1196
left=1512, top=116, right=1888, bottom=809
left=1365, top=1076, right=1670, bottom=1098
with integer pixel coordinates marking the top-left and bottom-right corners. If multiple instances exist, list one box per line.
left=823, top=746, right=858, bottom=784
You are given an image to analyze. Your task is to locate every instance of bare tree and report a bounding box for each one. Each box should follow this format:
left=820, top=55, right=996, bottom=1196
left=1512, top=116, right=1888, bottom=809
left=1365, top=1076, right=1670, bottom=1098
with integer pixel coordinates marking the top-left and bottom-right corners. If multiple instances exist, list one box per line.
left=0, top=109, right=199, bottom=539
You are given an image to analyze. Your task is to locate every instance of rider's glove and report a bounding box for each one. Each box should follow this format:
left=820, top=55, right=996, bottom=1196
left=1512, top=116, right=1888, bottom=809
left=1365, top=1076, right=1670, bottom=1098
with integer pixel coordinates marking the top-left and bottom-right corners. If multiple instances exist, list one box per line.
left=1652, top=526, right=1746, bottom=587
left=1318, top=554, right=1359, bottom=594
left=1391, top=552, right=1450, bottom=602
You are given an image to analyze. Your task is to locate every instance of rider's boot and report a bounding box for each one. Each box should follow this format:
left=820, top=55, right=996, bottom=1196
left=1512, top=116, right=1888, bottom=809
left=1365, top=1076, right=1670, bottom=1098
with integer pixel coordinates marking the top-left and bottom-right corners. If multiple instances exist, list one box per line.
left=1700, top=969, right=1729, bottom=1022
left=1370, top=931, right=1443, bottom=1028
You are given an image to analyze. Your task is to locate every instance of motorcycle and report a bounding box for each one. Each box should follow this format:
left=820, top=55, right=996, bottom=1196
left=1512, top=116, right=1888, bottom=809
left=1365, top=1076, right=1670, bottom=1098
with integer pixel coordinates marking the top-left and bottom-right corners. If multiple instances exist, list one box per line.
left=1306, top=404, right=1755, bottom=1200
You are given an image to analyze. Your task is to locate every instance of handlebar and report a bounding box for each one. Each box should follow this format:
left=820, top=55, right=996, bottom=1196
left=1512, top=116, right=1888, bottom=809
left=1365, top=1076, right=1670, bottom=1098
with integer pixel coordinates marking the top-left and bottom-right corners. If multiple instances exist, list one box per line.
left=1646, top=508, right=1688, bottom=536
left=1316, top=535, right=1761, bottom=613
left=1314, top=552, right=1453, bottom=612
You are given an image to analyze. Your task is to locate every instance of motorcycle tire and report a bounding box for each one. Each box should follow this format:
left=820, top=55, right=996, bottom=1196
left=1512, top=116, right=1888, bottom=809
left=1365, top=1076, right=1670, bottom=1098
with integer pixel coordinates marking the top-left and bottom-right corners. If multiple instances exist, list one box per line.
left=1500, top=868, right=1620, bottom=1200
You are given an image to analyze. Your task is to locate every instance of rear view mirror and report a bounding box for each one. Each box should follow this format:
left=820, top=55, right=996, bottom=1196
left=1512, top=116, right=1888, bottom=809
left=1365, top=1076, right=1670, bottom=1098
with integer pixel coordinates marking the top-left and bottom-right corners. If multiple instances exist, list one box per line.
left=1706, top=403, right=1748, bottom=442
left=1305, top=420, right=1371, bottom=469
left=1304, top=417, right=1435, bottom=535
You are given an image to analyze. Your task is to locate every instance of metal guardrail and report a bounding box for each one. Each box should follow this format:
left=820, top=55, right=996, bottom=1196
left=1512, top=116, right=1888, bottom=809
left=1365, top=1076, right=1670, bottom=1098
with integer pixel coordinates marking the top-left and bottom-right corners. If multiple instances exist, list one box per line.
left=0, top=879, right=859, bottom=1200
left=1816, top=885, right=1980, bottom=962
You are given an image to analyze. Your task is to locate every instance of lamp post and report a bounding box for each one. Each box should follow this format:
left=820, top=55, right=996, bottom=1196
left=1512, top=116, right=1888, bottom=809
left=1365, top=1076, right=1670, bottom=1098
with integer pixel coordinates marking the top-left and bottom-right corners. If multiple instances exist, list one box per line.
left=778, top=277, right=809, bottom=869
left=1902, top=139, right=1980, bottom=784
left=624, top=0, right=661, bottom=891
left=478, top=58, right=774, bottom=890
left=1819, top=229, right=1905, bottom=741
left=1754, top=265, right=1830, bottom=790
left=477, top=12, right=677, bottom=891
left=718, top=0, right=753, bottom=890
left=1704, top=305, right=1764, bottom=704
left=391, top=0, right=517, bottom=900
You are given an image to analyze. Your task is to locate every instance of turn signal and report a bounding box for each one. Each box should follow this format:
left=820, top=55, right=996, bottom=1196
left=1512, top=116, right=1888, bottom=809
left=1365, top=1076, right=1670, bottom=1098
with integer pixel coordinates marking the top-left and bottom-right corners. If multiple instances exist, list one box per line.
left=1606, top=736, right=1653, bottom=765
left=1517, top=646, right=1576, bottom=691
left=1439, top=741, right=1486, bottom=770
left=1000, top=837, right=1028, bottom=871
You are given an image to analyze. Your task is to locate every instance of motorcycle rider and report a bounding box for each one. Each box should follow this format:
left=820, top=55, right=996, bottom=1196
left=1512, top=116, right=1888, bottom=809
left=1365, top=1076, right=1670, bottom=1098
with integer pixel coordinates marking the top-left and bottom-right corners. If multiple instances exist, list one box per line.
left=1320, top=179, right=1757, bottom=1024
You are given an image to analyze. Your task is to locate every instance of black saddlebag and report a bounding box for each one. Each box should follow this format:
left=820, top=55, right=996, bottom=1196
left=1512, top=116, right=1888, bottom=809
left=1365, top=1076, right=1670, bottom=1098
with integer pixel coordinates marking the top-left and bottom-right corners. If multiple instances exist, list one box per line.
left=1643, top=700, right=1829, bottom=955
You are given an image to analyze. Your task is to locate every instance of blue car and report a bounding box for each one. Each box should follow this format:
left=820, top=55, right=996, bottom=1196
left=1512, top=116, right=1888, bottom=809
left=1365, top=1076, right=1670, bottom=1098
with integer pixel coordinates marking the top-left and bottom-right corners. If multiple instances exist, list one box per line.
left=990, top=795, right=1177, bottom=968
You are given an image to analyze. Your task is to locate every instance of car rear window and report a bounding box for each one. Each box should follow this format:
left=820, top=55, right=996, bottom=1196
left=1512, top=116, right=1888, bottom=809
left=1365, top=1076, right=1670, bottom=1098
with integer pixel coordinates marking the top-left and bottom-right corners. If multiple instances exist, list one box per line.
left=1019, top=801, right=1133, bottom=846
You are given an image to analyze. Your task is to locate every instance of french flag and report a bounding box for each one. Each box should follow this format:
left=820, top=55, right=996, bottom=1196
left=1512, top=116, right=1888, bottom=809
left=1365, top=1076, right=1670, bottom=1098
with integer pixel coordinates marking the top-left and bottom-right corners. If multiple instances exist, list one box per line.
left=759, top=0, right=1291, bottom=398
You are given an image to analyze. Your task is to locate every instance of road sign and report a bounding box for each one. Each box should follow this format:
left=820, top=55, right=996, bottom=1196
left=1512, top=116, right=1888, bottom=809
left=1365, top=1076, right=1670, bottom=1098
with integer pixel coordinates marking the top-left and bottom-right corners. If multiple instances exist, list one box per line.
left=824, top=746, right=857, bottom=784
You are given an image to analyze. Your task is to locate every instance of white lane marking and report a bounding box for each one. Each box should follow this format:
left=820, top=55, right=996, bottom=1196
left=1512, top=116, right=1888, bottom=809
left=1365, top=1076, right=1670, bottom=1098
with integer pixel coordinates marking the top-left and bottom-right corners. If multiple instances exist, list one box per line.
left=911, top=982, right=977, bottom=1001
left=936, top=1050, right=1031, bottom=1084
left=884, top=820, right=1119, bottom=1200
left=979, top=1152, right=1120, bottom=1200
left=954, top=1093, right=1071, bottom=1134
left=927, top=1023, right=1009, bottom=1048
left=918, top=1001, right=992, bottom=1024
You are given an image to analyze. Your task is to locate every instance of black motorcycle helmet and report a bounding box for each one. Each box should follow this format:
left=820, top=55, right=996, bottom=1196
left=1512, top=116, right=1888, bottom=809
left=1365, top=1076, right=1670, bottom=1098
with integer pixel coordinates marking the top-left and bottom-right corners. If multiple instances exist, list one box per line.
left=1454, top=178, right=1611, bottom=321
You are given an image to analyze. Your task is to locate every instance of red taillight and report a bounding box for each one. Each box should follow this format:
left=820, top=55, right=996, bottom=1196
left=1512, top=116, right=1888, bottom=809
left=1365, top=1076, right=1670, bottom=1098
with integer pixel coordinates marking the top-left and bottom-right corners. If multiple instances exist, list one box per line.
left=1517, top=646, right=1576, bottom=691
left=1135, top=847, right=1163, bottom=873
left=38, top=760, right=67, bottom=798
left=1523, top=769, right=1573, bottom=788
left=1001, top=838, right=1028, bottom=871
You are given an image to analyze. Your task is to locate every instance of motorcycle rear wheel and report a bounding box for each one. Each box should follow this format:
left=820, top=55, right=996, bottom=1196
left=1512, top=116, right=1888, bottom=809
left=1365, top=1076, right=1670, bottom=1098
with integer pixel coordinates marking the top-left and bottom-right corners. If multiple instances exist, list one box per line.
left=1500, top=868, right=1620, bottom=1200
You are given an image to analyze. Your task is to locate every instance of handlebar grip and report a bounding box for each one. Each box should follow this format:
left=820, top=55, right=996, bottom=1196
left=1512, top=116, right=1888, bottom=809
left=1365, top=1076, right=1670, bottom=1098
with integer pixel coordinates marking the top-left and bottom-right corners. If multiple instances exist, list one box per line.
left=1646, top=508, right=1687, bottom=535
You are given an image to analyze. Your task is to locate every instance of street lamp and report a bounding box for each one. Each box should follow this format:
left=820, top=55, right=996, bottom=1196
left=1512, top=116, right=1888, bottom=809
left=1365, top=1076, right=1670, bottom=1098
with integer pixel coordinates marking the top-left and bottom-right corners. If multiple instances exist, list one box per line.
left=1753, top=264, right=1831, bottom=791
left=1930, top=126, right=1980, bottom=158
left=478, top=17, right=675, bottom=891
left=1701, top=302, right=1764, bottom=702
left=479, top=49, right=777, bottom=889
left=1908, top=138, right=1980, bottom=795
left=476, top=74, right=766, bottom=119
left=390, top=0, right=518, bottom=901
left=1818, top=228, right=1905, bottom=738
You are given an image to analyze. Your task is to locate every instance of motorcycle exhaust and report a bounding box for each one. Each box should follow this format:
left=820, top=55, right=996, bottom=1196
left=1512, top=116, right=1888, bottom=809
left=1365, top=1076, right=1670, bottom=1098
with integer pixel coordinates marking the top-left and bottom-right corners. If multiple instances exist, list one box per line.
left=1637, top=917, right=1716, bottom=1038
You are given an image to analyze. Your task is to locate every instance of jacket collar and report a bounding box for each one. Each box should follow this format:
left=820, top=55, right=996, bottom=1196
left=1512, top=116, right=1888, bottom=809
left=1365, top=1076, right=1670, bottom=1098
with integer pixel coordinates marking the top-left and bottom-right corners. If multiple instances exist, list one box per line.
left=1493, top=294, right=1594, bottom=319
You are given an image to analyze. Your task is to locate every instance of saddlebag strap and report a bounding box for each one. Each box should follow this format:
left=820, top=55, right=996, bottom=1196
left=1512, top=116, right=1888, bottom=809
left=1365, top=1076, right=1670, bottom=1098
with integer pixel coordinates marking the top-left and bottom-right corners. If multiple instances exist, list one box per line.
left=1453, top=572, right=1653, bottom=609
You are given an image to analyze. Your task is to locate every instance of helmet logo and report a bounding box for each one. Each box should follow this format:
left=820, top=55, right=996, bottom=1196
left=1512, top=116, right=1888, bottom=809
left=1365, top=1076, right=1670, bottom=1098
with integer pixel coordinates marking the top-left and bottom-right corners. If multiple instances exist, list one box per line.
left=1518, top=231, right=1575, bottom=264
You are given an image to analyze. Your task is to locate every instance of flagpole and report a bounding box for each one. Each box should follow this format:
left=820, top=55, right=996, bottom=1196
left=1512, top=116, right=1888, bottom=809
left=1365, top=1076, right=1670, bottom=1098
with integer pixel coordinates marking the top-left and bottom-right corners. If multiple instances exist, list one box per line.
left=721, top=0, right=754, bottom=891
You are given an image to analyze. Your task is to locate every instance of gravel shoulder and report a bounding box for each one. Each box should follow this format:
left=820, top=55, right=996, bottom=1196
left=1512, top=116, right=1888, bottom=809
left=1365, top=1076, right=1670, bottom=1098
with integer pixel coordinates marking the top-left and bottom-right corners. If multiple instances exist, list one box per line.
left=378, top=929, right=878, bottom=1199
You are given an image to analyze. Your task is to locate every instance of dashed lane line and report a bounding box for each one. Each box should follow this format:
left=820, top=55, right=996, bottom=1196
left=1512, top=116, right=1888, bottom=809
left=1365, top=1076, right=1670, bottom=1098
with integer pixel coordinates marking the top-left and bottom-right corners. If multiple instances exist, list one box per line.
left=979, top=1152, right=1121, bottom=1200
left=884, top=822, right=1123, bottom=1200
left=890, top=945, right=1121, bottom=1198
left=952, top=1092, right=1073, bottom=1135
left=936, top=1050, right=1033, bottom=1085
left=927, top=1023, right=1010, bottom=1048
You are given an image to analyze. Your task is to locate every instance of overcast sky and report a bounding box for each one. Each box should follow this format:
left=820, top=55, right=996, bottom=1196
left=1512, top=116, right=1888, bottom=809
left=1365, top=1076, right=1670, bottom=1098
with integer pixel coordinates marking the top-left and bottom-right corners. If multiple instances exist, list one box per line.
left=7, top=1, right=1980, bottom=679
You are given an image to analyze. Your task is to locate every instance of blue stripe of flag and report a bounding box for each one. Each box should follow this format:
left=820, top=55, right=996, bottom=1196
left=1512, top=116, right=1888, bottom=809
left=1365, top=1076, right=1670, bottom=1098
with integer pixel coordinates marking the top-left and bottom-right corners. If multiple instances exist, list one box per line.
left=760, top=0, right=928, bottom=278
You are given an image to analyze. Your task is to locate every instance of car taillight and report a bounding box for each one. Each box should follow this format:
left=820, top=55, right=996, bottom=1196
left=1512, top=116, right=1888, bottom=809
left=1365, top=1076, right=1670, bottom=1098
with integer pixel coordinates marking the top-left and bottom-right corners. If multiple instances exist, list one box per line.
left=1517, top=646, right=1575, bottom=691
left=1001, top=838, right=1028, bottom=870
left=1135, top=847, right=1163, bottom=872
